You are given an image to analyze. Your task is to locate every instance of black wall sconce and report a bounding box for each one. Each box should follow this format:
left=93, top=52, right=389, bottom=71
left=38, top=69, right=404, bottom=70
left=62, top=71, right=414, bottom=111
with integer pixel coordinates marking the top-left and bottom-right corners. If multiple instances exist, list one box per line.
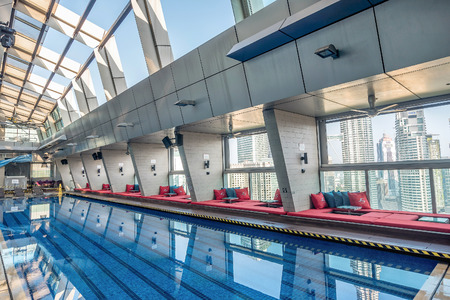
left=151, top=164, right=156, bottom=171
left=204, top=160, right=210, bottom=169
left=300, top=153, right=308, bottom=164
left=119, top=166, right=123, bottom=173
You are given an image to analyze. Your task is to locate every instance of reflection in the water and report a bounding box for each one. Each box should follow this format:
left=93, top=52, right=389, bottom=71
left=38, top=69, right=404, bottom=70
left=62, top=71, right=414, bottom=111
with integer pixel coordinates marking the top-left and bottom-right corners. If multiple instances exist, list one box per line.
left=0, top=196, right=440, bottom=299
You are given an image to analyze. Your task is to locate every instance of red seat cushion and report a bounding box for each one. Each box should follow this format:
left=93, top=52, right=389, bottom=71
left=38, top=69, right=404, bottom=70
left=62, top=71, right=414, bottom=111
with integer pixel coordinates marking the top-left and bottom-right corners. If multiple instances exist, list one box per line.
left=235, top=188, right=250, bottom=200
left=214, top=189, right=227, bottom=200
left=174, top=186, right=186, bottom=196
left=310, top=192, right=328, bottom=209
left=348, top=192, right=371, bottom=209
left=159, top=186, right=170, bottom=195
left=274, top=189, right=282, bottom=204
left=383, top=213, right=419, bottom=221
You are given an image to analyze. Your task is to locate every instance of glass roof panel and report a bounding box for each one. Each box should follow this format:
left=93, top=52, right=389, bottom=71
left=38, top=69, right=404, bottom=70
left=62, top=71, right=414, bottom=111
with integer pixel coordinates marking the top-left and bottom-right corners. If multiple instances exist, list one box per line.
left=15, top=10, right=43, bottom=28
left=51, top=73, right=71, bottom=87
left=4, top=65, right=27, bottom=81
left=13, top=33, right=37, bottom=53
left=57, top=0, right=90, bottom=16
left=30, top=65, right=52, bottom=80
left=6, top=55, right=29, bottom=70
left=41, top=27, right=70, bottom=54
left=86, top=0, right=128, bottom=31
left=14, top=14, right=41, bottom=40
left=86, top=58, right=106, bottom=105
left=114, top=9, right=149, bottom=87
left=64, top=39, right=92, bottom=65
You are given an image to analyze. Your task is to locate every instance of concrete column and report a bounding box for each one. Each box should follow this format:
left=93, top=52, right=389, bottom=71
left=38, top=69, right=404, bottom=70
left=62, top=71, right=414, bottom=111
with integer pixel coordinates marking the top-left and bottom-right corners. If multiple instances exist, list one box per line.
left=101, top=149, right=135, bottom=193
left=81, top=152, right=109, bottom=191
left=67, top=156, right=88, bottom=189
left=55, top=158, right=75, bottom=190
left=263, top=109, right=319, bottom=212
left=129, top=143, right=169, bottom=196
left=72, top=69, right=99, bottom=115
left=178, top=132, right=223, bottom=202
left=94, top=36, right=127, bottom=101
left=131, top=0, right=174, bottom=75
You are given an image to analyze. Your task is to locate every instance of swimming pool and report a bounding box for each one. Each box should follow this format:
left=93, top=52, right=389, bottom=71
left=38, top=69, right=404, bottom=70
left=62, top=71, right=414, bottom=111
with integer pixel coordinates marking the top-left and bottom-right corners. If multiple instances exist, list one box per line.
left=0, top=196, right=443, bottom=299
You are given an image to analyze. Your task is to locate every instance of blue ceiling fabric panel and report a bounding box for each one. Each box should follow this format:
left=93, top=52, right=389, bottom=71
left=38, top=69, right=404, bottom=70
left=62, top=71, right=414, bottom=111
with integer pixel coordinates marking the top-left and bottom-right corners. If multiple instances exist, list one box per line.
left=227, top=0, right=376, bottom=62
left=0, top=154, right=33, bottom=168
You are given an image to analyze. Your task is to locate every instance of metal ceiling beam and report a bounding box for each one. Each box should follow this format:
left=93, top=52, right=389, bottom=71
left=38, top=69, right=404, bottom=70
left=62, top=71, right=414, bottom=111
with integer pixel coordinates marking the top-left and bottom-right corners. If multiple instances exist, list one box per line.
left=12, top=0, right=57, bottom=117
left=27, top=0, right=97, bottom=122
left=57, top=1, right=132, bottom=104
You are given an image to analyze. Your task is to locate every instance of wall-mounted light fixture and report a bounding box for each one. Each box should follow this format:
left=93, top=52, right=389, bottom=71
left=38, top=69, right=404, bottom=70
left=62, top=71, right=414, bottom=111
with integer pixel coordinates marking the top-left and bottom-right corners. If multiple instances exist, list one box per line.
left=174, top=100, right=196, bottom=107
left=81, top=168, right=85, bottom=177
left=97, top=165, right=101, bottom=176
left=204, top=154, right=210, bottom=169
left=300, top=153, right=308, bottom=164
left=119, top=163, right=124, bottom=174
left=116, top=122, right=134, bottom=128
left=314, top=44, right=339, bottom=59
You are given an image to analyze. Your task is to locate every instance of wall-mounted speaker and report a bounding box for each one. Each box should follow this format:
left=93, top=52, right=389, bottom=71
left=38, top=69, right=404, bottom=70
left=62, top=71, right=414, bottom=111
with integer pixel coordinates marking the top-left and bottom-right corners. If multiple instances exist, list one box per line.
left=92, top=153, right=98, bottom=160
left=97, top=152, right=103, bottom=160
left=61, top=159, right=68, bottom=165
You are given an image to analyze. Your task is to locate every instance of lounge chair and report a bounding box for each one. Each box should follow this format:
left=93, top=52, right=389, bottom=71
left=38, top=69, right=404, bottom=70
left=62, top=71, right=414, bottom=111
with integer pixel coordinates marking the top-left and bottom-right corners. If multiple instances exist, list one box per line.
left=14, top=188, right=25, bottom=197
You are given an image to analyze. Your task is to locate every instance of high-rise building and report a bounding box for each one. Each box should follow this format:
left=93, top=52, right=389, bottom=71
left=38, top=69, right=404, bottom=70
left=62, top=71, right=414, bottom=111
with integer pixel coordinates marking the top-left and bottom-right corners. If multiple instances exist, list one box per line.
left=426, top=135, right=445, bottom=212
left=340, top=118, right=375, bottom=197
left=375, top=134, right=399, bottom=209
left=395, top=110, right=432, bottom=212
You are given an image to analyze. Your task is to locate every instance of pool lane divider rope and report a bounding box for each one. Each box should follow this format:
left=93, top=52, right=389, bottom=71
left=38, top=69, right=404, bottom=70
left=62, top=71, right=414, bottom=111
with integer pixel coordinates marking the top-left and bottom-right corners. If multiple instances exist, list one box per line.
left=67, top=192, right=450, bottom=261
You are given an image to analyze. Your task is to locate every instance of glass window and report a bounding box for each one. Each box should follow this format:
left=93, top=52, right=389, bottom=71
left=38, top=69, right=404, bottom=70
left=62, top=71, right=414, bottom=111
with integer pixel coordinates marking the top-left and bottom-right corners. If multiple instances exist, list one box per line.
left=321, top=171, right=366, bottom=193
left=114, top=9, right=149, bottom=87
left=249, top=173, right=278, bottom=201
left=228, top=133, right=273, bottom=168
left=325, top=106, right=450, bottom=165
left=171, top=147, right=183, bottom=171
left=32, top=163, right=52, bottom=178
left=169, top=174, right=188, bottom=194
left=226, top=173, right=249, bottom=189
left=435, top=168, right=450, bottom=214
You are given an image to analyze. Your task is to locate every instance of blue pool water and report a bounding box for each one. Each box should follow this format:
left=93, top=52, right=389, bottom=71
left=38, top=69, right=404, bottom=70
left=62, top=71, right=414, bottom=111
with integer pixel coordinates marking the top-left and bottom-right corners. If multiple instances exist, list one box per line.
left=0, top=196, right=441, bottom=299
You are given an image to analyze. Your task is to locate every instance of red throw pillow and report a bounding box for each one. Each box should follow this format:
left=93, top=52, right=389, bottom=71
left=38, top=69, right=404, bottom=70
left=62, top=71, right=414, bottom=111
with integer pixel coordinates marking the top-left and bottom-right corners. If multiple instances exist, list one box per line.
left=86, top=183, right=90, bottom=189
left=274, top=188, right=282, bottom=204
left=126, top=184, right=134, bottom=193
left=102, top=184, right=110, bottom=190
left=174, top=186, right=186, bottom=196
left=214, top=189, right=227, bottom=200
left=348, top=192, right=371, bottom=209
left=235, top=188, right=250, bottom=200
left=159, top=186, right=170, bottom=195
left=311, top=192, right=328, bottom=209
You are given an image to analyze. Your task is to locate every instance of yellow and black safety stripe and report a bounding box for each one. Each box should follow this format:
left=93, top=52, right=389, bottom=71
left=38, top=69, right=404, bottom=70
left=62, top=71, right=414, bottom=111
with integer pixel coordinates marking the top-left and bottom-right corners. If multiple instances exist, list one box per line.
left=67, top=192, right=450, bottom=261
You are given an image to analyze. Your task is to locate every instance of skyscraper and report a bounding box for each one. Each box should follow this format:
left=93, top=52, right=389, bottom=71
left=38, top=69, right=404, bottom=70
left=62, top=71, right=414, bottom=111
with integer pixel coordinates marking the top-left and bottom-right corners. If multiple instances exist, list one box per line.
left=426, top=135, right=445, bottom=212
left=395, top=110, right=431, bottom=212
left=340, top=118, right=375, bottom=195
left=375, top=134, right=399, bottom=209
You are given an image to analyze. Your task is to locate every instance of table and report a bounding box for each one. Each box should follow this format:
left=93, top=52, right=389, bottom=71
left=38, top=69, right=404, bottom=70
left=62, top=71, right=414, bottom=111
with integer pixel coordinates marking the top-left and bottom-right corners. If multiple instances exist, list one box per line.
left=418, top=216, right=449, bottom=224
left=260, top=200, right=281, bottom=207
left=333, top=206, right=362, bottom=215
left=164, top=193, right=177, bottom=197
left=222, top=197, right=238, bottom=203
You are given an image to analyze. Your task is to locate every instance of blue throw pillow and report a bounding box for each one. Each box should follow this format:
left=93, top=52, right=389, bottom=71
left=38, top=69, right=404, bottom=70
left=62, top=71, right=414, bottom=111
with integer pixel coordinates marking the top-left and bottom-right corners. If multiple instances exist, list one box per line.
left=225, top=187, right=239, bottom=198
left=333, top=191, right=344, bottom=207
left=134, top=184, right=139, bottom=191
left=169, top=185, right=178, bottom=193
left=323, top=192, right=336, bottom=208
left=341, top=192, right=351, bottom=206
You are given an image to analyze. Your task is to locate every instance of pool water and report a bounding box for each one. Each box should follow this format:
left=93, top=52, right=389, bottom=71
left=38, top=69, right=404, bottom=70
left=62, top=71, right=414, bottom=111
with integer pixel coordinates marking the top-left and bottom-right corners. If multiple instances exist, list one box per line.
left=0, top=196, right=441, bottom=299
